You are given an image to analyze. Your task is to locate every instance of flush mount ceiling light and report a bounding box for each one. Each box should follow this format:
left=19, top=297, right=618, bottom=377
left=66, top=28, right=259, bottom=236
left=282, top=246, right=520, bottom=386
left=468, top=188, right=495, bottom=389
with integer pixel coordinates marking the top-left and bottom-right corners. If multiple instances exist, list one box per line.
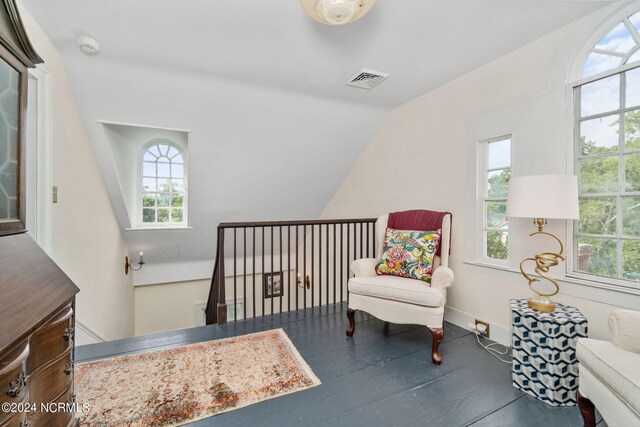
left=299, top=0, right=376, bottom=25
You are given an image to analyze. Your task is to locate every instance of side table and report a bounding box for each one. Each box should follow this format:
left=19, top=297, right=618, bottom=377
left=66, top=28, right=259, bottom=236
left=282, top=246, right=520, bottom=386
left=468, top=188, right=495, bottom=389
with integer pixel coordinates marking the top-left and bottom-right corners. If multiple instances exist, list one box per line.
left=511, top=299, right=588, bottom=406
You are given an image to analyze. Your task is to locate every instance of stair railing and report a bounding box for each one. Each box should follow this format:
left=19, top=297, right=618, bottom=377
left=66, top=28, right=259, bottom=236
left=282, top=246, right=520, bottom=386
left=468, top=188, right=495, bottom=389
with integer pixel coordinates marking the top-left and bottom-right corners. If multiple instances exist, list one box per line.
left=206, top=218, right=377, bottom=325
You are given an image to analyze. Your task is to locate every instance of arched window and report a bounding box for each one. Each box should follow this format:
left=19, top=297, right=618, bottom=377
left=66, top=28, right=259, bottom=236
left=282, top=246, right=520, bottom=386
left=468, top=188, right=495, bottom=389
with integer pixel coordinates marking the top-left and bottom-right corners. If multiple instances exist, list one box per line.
left=583, top=10, right=640, bottom=78
left=139, top=140, right=187, bottom=226
left=573, top=8, right=640, bottom=284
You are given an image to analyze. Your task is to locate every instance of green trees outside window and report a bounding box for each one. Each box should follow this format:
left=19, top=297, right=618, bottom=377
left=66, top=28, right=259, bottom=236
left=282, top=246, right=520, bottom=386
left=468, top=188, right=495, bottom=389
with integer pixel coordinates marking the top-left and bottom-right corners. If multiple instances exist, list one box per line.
left=577, top=75, right=640, bottom=282
left=140, top=142, right=186, bottom=226
left=483, top=138, right=511, bottom=261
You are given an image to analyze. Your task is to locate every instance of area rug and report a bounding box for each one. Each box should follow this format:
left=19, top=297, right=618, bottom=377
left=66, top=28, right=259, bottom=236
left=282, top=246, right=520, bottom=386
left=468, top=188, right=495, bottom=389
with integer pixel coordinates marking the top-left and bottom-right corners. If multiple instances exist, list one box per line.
left=74, top=328, right=320, bottom=426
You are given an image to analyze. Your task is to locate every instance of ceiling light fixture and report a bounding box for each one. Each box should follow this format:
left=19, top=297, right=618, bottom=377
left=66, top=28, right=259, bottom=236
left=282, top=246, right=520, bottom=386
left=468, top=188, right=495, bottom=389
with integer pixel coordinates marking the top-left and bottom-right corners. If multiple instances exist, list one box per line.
left=299, top=0, right=376, bottom=25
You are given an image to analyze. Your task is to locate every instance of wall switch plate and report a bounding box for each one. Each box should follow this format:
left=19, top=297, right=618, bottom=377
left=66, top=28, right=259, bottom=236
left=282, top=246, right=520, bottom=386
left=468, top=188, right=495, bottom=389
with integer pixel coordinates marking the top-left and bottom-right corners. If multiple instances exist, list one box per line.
left=475, top=319, right=490, bottom=338
left=52, top=186, right=58, bottom=203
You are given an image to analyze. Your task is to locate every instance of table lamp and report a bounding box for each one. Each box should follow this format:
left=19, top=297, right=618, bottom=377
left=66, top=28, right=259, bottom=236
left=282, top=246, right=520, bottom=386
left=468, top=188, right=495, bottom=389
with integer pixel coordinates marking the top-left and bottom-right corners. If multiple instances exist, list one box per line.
left=507, top=175, right=579, bottom=312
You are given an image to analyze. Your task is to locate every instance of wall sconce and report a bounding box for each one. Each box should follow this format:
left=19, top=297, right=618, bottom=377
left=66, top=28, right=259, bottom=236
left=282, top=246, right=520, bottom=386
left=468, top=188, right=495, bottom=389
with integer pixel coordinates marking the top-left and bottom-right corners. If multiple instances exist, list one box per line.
left=125, top=252, right=145, bottom=275
left=297, top=273, right=311, bottom=289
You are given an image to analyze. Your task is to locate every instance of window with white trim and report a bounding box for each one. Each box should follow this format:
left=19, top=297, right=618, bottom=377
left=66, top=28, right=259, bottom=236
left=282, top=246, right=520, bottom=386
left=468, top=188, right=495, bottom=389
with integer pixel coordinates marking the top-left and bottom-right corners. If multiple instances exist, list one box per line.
left=139, top=140, right=187, bottom=226
left=583, top=10, right=640, bottom=78
left=479, top=136, right=511, bottom=262
left=574, top=9, right=640, bottom=283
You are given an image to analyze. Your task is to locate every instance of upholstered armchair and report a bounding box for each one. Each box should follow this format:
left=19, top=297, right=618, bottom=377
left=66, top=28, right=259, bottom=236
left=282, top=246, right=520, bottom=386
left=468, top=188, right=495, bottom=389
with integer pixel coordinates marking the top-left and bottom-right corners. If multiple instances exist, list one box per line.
left=576, top=309, right=640, bottom=427
left=346, top=211, right=453, bottom=365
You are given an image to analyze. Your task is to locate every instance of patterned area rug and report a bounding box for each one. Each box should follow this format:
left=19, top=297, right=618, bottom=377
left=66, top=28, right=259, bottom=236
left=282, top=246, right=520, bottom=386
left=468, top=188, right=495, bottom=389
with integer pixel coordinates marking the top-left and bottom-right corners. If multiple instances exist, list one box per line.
left=75, top=328, right=320, bottom=426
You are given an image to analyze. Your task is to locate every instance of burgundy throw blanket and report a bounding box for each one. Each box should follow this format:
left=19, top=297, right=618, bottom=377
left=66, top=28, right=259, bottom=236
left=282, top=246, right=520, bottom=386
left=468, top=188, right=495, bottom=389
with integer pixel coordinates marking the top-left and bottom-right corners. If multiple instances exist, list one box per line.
left=387, top=209, right=451, bottom=256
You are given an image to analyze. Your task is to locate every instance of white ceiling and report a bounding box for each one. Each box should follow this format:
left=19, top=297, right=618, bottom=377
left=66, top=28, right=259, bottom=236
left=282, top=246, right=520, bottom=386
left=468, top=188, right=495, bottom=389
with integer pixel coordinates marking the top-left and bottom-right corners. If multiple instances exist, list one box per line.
left=22, top=0, right=613, bottom=108
left=20, top=0, right=613, bottom=271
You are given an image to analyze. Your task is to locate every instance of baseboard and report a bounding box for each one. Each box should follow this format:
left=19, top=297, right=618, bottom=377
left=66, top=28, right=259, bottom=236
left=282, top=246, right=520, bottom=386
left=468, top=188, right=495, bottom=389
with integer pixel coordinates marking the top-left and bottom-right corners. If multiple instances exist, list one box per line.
left=76, top=321, right=105, bottom=345
left=444, top=306, right=511, bottom=347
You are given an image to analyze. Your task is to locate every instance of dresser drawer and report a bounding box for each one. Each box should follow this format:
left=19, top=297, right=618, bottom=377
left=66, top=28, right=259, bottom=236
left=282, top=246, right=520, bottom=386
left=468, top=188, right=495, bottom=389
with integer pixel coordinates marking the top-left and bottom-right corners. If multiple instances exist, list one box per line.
left=28, top=348, right=72, bottom=406
left=29, top=386, right=74, bottom=427
left=0, top=409, right=27, bottom=427
left=26, top=305, right=73, bottom=375
left=0, top=343, right=29, bottom=408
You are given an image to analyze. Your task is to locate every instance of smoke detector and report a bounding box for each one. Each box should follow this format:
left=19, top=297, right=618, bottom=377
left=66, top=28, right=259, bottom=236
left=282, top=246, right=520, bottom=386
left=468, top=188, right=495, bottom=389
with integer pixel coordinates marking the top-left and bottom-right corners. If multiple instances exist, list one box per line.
left=346, top=68, right=389, bottom=90
left=76, top=36, right=100, bottom=55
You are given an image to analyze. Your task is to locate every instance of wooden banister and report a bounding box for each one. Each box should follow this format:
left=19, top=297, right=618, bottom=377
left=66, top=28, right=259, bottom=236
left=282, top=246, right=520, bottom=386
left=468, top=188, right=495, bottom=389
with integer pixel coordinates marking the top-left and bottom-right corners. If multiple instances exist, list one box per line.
left=206, top=217, right=377, bottom=325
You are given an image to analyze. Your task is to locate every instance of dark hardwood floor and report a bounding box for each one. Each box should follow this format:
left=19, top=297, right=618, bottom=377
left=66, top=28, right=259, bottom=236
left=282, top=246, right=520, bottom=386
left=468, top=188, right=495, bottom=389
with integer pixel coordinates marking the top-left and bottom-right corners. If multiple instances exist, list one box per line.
left=77, top=303, right=605, bottom=426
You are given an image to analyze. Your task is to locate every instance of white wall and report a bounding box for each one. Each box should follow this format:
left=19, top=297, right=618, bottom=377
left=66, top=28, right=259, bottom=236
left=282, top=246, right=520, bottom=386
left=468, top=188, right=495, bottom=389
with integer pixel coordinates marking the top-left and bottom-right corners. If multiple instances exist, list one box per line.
left=322, top=3, right=640, bottom=344
left=18, top=0, right=607, bottom=285
left=66, top=58, right=387, bottom=272
left=135, top=279, right=209, bottom=336
left=102, top=123, right=189, bottom=228
left=19, top=3, right=134, bottom=341
left=135, top=270, right=300, bottom=336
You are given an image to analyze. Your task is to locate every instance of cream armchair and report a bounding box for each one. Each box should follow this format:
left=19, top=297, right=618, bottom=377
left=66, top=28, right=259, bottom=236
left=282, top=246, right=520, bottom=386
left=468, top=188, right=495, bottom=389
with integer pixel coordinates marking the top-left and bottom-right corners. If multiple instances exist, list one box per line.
left=346, top=212, right=453, bottom=365
left=577, top=309, right=640, bottom=427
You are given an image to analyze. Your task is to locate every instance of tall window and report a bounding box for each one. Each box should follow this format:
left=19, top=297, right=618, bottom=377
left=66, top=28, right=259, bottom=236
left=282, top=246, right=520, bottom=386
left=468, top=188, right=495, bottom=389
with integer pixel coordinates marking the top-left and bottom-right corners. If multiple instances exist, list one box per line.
left=140, top=141, right=187, bottom=226
left=574, top=10, right=640, bottom=283
left=480, top=136, right=511, bottom=262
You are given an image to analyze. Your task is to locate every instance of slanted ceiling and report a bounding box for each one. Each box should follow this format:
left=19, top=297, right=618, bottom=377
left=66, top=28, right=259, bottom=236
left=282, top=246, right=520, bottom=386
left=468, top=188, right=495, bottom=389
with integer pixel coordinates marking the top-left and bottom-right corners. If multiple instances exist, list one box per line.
left=19, top=0, right=612, bottom=277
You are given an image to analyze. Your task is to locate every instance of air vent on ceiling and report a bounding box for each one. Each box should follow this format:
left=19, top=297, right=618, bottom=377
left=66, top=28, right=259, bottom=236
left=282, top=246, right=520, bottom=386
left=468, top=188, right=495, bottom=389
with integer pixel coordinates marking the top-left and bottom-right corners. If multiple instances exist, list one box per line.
left=346, top=68, right=389, bottom=90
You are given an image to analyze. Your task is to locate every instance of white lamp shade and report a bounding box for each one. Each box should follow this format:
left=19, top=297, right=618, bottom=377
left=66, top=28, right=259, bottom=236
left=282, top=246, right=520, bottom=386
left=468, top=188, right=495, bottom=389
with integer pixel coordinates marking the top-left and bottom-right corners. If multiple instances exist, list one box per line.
left=507, top=175, right=579, bottom=219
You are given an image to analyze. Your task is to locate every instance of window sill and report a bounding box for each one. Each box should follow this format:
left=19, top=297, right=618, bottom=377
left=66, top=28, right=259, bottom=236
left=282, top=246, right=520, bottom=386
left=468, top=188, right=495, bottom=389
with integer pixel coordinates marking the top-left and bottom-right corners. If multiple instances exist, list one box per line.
left=563, top=273, right=640, bottom=296
left=125, top=226, right=194, bottom=231
left=462, top=259, right=640, bottom=308
left=462, top=259, right=512, bottom=271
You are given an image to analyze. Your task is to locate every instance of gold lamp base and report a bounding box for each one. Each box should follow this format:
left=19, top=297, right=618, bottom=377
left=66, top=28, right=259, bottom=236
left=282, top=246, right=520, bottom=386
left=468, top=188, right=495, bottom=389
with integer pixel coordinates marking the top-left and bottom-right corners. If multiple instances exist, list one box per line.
left=519, top=218, right=565, bottom=314
left=527, top=297, right=556, bottom=313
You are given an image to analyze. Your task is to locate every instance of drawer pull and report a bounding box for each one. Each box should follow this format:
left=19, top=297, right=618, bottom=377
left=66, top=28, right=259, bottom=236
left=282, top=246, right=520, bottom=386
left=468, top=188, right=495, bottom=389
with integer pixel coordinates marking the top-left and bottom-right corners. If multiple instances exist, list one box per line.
left=64, top=362, right=73, bottom=375
left=63, top=326, right=75, bottom=341
left=7, top=372, right=26, bottom=398
left=20, top=420, right=31, bottom=427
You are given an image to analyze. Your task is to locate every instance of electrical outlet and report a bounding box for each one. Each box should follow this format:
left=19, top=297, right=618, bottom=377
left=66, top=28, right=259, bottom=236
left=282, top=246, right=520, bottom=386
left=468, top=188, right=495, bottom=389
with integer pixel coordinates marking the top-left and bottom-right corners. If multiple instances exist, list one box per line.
left=475, top=319, right=490, bottom=338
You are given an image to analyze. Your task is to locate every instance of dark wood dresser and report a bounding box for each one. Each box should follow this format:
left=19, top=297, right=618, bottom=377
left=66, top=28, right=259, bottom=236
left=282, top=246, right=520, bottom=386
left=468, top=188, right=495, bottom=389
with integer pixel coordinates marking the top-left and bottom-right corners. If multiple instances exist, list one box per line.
left=0, top=234, right=80, bottom=427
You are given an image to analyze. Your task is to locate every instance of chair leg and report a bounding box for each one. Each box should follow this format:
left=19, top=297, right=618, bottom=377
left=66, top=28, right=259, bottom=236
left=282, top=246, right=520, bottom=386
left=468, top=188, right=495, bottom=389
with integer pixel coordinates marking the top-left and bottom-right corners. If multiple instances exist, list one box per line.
left=428, top=327, right=444, bottom=365
left=577, top=390, right=596, bottom=427
left=346, top=308, right=357, bottom=337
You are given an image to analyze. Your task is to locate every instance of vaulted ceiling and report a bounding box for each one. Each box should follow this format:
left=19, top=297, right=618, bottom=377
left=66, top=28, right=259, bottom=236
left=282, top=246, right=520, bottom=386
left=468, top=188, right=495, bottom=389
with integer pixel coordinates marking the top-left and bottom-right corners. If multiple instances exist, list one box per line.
left=20, top=0, right=613, bottom=274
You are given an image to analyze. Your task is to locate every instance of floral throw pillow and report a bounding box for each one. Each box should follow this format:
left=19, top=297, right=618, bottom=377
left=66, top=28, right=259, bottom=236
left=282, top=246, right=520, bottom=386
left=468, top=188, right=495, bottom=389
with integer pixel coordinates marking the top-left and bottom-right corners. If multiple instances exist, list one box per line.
left=376, top=228, right=441, bottom=283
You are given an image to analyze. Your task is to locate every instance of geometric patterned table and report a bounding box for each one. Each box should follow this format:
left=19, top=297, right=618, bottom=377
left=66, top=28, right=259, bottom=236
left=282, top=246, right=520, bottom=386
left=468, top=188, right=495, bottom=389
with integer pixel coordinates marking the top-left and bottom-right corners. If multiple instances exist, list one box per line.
left=511, top=299, right=588, bottom=406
